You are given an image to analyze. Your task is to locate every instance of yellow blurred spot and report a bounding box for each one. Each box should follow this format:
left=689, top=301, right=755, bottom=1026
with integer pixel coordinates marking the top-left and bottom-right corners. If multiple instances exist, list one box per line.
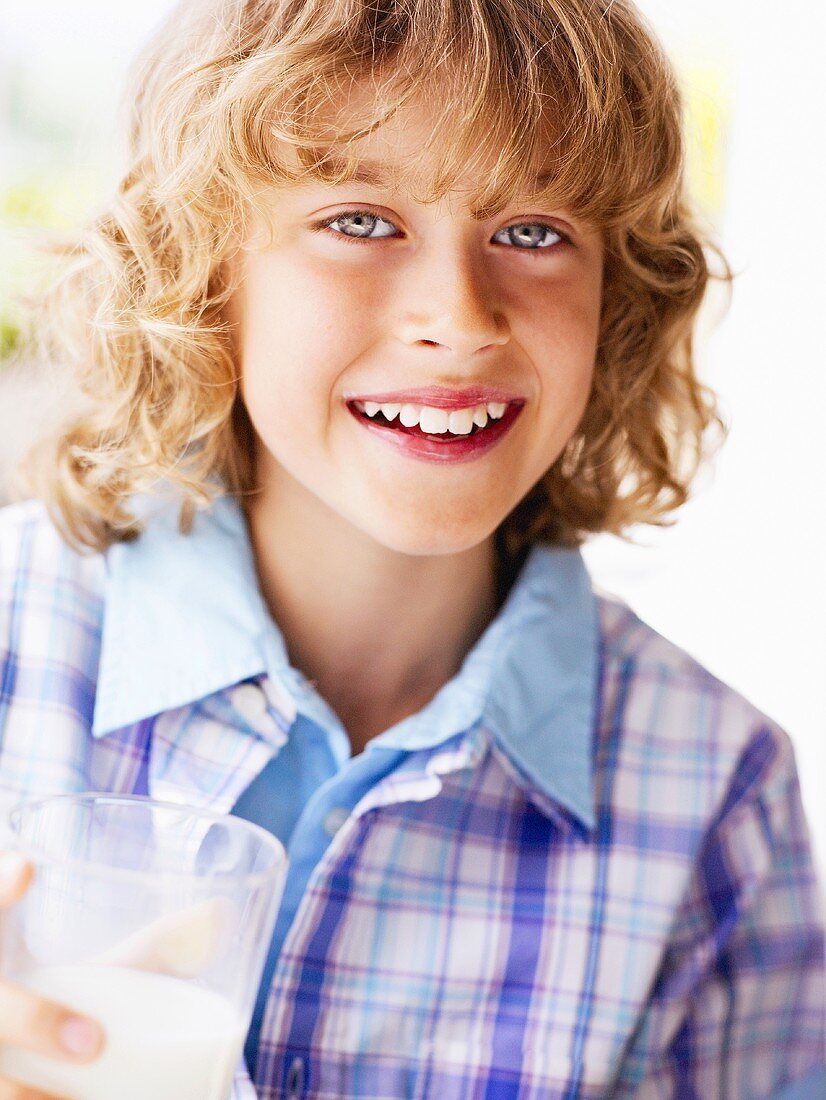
left=675, top=54, right=733, bottom=224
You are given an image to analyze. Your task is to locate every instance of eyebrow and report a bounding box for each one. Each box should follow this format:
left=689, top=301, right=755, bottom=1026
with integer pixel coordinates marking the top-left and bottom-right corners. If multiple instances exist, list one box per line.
left=314, top=155, right=402, bottom=187
left=314, top=155, right=557, bottom=194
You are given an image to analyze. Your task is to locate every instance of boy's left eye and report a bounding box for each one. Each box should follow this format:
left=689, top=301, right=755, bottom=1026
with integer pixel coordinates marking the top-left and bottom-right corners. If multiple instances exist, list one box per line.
left=313, top=210, right=567, bottom=250
left=493, top=222, right=566, bottom=249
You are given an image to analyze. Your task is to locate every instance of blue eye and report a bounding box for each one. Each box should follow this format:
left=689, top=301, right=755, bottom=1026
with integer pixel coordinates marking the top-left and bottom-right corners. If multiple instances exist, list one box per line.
left=320, top=211, right=398, bottom=240
left=313, top=209, right=568, bottom=250
left=492, top=223, right=564, bottom=249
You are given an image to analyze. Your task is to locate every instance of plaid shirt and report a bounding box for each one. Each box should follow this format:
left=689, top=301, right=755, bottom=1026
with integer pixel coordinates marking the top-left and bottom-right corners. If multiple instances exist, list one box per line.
left=1, top=495, right=823, bottom=1099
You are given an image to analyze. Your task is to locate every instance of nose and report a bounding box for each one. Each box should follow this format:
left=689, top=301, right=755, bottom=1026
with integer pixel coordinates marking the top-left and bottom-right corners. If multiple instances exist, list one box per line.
left=394, top=241, right=511, bottom=358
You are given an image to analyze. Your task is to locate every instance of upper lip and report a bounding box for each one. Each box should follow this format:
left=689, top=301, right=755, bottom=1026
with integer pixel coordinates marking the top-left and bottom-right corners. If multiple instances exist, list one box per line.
left=344, top=385, right=525, bottom=410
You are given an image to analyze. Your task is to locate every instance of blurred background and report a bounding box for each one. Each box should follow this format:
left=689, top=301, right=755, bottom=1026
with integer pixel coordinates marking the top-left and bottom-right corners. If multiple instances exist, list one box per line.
left=1, top=1, right=824, bottom=883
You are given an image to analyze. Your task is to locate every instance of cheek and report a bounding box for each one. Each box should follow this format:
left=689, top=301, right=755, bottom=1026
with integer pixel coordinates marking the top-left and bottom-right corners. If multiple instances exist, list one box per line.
left=268, top=252, right=380, bottom=338
left=238, top=258, right=377, bottom=425
left=521, top=278, right=602, bottom=461
left=534, top=293, right=600, bottom=399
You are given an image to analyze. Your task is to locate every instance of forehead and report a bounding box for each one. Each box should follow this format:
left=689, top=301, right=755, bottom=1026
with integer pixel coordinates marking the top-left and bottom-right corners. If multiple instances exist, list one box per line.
left=279, top=76, right=565, bottom=213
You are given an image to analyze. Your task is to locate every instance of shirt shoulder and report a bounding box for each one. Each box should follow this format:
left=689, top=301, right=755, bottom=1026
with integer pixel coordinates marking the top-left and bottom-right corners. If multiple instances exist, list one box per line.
left=0, top=498, right=106, bottom=735
left=0, top=497, right=106, bottom=613
left=593, top=589, right=798, bottom=828
left=595, top=590, right=824, bottom=1095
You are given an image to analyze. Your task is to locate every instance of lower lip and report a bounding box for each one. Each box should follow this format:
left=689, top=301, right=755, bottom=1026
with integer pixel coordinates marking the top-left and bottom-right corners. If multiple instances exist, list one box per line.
left=347, top=402, right=524, bottom=463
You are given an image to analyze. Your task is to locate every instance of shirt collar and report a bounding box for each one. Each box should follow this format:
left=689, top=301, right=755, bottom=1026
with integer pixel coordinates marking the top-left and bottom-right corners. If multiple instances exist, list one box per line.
left=93, top=492, right=597, bottom=831
left=477, top=546, right=598, bottom=831
left=92, top=492, right=270, bottom=738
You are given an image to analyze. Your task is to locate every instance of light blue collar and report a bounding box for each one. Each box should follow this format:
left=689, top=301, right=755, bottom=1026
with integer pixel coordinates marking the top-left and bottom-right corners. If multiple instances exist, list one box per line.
left=93, top=493, right=598, bottom=830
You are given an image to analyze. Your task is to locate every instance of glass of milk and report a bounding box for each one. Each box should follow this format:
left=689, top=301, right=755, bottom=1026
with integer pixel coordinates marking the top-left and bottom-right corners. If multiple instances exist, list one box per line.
left=0, top=792, right=288, bottom=1100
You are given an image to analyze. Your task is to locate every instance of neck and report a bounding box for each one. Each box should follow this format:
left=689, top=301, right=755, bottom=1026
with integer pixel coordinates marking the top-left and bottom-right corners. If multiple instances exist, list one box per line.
left=244, top=478, right=499, bottom=756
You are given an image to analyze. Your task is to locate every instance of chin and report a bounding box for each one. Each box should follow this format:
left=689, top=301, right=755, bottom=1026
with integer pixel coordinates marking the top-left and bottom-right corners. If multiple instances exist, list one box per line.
left=360, top=508, right=499, bottom=559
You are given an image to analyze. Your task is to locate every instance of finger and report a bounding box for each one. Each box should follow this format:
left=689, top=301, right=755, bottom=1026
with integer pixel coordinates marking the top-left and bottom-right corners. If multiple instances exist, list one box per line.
left=0, top=981, right=105, bottom=1064
left=0, top=1077, right=74, bottom=1100
left=0, top=854, right=33, bottom=908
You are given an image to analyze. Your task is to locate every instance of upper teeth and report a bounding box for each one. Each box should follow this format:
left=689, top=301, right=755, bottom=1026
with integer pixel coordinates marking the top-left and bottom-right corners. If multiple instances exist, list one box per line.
left=355, top=400, right=508, bottom=434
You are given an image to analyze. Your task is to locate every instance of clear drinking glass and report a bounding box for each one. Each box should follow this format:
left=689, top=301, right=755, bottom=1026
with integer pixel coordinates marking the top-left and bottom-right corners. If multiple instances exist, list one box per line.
left=0, top=792, right=288, bottom=1100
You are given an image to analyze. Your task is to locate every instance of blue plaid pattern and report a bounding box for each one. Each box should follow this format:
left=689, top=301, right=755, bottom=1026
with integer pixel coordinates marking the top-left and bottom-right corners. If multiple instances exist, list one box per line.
left=1, top=497, right=823, bottom=1099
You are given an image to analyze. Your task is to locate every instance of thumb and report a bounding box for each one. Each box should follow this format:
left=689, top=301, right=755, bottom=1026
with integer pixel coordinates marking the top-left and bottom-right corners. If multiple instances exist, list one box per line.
left=0, top=851, right=34, bottom=908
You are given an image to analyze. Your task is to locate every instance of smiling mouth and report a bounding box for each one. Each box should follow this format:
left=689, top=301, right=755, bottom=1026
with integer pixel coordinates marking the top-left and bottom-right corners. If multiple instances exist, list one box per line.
left=346, top=398, right=524, bottom=441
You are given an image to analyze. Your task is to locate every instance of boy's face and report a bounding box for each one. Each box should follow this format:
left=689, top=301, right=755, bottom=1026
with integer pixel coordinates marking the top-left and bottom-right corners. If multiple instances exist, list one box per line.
left=229, top=90, right=604, bottom=556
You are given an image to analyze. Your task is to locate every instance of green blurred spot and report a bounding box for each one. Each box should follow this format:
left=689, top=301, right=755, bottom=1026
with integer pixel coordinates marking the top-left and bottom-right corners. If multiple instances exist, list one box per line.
left=0, top=317, right=21, bottom=362
left=0, top=182, right=56, bottom=227
left=0, top=159, right=111, bottom=365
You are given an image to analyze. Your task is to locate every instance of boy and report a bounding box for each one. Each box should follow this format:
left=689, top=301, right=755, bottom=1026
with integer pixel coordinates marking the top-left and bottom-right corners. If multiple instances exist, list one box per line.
left=1, top=0, right=823, bottom=1095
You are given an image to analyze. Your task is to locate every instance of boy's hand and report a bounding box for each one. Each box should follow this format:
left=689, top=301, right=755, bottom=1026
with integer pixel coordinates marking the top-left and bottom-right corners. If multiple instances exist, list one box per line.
left=0, top=847, right=232, bottom=1097
left=0, top=851, right=105, bottom=1099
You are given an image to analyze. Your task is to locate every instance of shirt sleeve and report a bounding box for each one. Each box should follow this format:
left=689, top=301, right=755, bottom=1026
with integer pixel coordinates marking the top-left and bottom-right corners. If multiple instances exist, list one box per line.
left=612, top=724, right=825, bottom=1098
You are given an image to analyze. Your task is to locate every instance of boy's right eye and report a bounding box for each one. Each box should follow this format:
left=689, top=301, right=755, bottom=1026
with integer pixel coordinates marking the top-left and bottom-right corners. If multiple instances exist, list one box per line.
left=314, top=210, right=399, bottom=242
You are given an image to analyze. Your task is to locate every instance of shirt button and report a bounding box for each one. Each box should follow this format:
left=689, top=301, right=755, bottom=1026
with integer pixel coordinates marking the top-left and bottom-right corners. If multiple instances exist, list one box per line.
left=231, top=683, right=269, bottom=723
left=229, top=683, right=285, bottom=744
left=322, top=806, right=350, bottom=837
left=286, top=1056, right=304, bottom=1097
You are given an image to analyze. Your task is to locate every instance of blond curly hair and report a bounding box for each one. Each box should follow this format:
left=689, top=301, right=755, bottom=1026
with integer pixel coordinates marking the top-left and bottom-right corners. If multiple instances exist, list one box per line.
left=15, top=0, right=730, bottom=559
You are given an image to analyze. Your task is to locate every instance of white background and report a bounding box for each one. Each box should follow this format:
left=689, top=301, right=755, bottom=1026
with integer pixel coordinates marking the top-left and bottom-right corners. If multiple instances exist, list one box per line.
left=2, top=0, right=825, bottom=884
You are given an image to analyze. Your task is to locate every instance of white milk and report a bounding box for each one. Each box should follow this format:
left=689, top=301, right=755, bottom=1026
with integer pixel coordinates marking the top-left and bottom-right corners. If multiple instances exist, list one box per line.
left=0, top=964, right=248, bottom=1100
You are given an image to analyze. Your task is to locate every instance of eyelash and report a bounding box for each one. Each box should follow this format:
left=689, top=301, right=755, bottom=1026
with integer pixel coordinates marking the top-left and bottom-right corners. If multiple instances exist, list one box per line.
left=310, top=209, right=570, bottom=254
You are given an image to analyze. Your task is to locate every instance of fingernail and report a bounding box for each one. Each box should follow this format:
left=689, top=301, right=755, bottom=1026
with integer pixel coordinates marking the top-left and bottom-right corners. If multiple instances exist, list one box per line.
left=59, top=1016, right=102, bottom=1057
left=0, top=850, right=28, bottom=887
